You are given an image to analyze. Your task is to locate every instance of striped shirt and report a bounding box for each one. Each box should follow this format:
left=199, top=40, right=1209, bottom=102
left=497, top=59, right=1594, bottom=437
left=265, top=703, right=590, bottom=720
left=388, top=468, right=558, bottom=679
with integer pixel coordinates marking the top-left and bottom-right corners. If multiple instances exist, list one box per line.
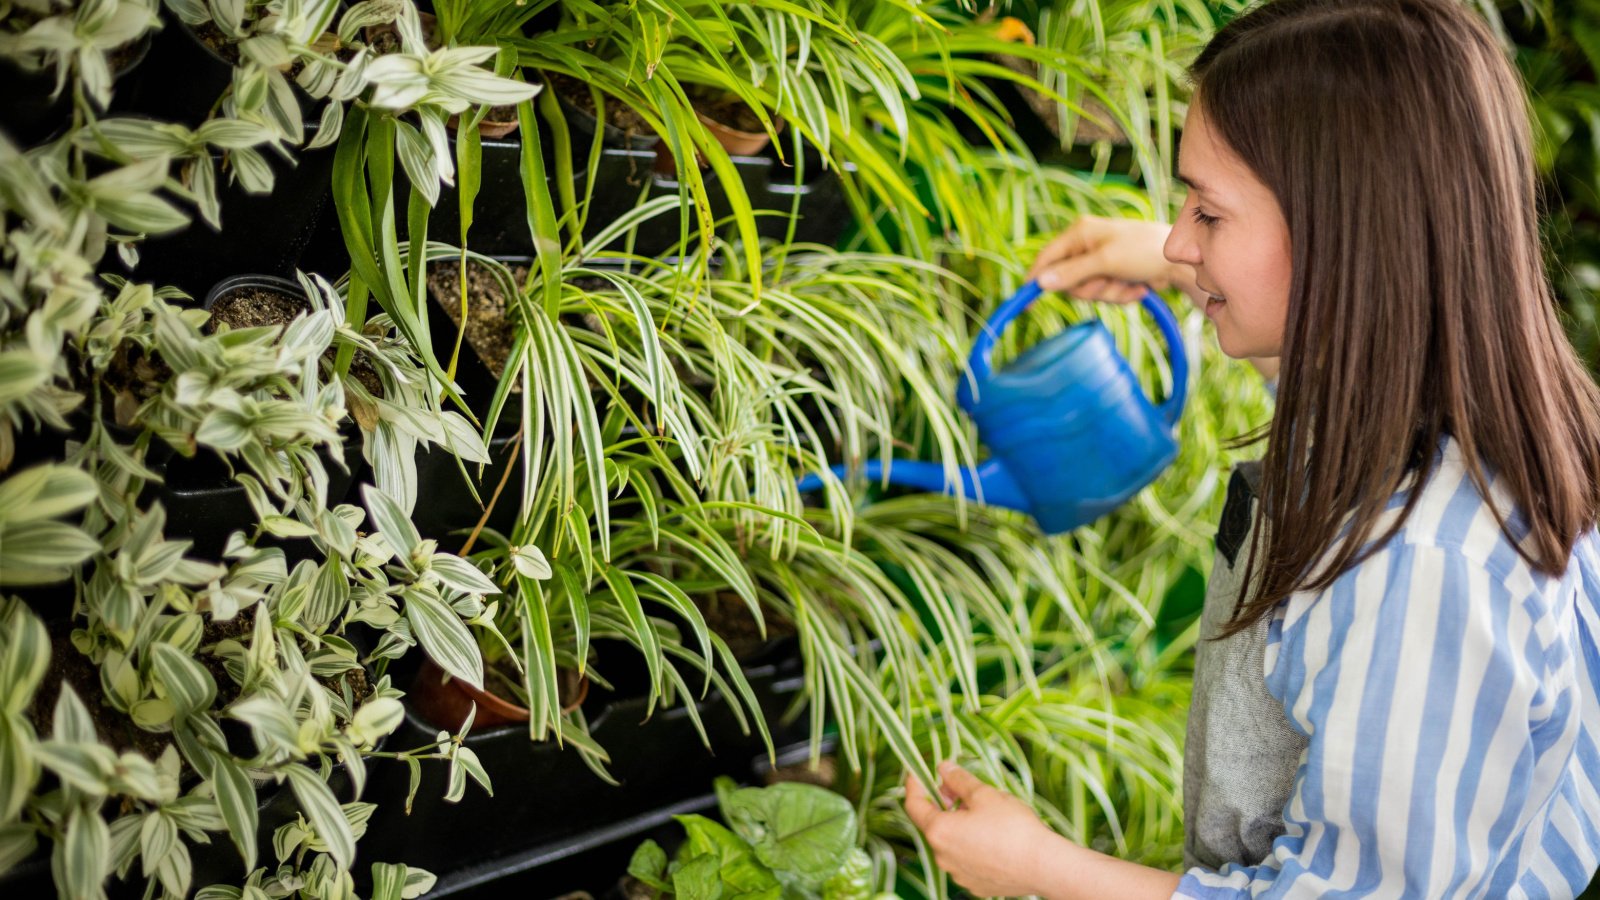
left=1175, top=437, right=1600, bottom=898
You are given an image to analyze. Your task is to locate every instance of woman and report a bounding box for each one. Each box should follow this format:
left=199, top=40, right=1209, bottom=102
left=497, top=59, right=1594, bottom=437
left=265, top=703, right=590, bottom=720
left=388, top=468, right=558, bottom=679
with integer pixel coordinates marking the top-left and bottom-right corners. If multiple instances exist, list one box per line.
left=902, top=0, right=1600, bottom=896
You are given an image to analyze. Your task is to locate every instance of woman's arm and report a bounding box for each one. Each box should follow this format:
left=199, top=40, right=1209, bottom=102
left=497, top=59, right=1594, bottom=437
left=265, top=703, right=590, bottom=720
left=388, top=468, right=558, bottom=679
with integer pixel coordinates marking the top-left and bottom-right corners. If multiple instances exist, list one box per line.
left=1028, top=216, right=1280, bottom=386
left=905, top=539, right=1560, bottom=899
left=902, top=761, right=1181, bottom=899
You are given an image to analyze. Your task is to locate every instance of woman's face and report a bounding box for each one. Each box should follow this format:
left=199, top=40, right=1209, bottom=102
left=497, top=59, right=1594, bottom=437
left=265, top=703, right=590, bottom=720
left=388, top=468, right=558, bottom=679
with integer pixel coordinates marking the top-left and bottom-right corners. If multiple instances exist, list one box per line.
left=1164, top=102, right=1294, bottom=360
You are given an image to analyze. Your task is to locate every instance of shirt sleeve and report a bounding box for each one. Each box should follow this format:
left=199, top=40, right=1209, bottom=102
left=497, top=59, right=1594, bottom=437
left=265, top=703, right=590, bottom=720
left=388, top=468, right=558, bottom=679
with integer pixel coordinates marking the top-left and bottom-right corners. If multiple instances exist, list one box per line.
left=1172, top=539, right=1560, bottom=899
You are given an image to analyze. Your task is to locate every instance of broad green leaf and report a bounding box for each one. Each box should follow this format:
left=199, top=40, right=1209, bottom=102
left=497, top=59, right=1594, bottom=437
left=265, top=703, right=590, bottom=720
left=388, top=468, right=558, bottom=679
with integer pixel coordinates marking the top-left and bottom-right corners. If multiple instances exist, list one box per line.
left=821, top=848, right=874, bottom=900
left=627, top=839, right=670, bottom=891
left=674, top=814, right=781, bottom=900
left=722, top=782, right=856, bottom=890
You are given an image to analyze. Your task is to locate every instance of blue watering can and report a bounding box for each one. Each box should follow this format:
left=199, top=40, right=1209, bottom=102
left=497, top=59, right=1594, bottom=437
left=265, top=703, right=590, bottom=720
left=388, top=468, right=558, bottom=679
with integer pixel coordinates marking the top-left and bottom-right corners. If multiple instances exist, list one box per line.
left=796, top=280, right=1188, bottom=534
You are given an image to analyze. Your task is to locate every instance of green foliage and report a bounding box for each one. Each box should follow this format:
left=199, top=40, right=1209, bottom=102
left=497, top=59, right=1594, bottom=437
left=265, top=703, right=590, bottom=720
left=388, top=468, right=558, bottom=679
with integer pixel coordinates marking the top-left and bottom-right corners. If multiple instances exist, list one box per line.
left=626, top=777, right=891, bottom=900
left=0, top=0, right=1291, bottom=896
left=1499, top=0, right=1600, bottom=367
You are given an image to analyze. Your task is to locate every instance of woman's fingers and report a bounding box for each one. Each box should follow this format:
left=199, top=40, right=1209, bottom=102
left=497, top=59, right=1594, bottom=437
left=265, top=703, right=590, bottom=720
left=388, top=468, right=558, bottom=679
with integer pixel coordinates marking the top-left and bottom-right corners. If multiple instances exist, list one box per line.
left=903, top=771, right=942, bottom=830
left=1036, top=251, right=1110, bottom=294
left=1028, top=220, right=1101, bottom=279
left=1029, top=215, right=1176, bottom=302
left=936, top=761, right=992, bottom=804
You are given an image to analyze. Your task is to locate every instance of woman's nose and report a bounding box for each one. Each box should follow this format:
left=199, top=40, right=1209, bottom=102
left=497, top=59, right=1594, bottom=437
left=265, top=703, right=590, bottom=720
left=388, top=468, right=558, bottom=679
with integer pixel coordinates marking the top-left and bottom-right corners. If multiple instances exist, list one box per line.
left=1164, top=215, right=1201, bottom=267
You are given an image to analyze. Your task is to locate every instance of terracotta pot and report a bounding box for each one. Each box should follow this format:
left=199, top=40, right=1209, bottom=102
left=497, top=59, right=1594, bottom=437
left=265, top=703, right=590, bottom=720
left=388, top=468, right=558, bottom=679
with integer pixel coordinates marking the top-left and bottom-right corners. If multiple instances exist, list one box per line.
left=409, top=656, right=588, bottom=730
left=697, top=109, right=781, bottom=156
left=464, top=108, right=521, bottom=140
left=654, top=108, right=782, bottom=175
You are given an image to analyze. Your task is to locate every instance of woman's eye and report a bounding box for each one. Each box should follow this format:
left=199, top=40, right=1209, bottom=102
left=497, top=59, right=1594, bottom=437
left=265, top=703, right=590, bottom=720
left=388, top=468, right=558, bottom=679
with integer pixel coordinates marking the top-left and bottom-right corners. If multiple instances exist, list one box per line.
left=1190, top=207, right=1220, bottom=227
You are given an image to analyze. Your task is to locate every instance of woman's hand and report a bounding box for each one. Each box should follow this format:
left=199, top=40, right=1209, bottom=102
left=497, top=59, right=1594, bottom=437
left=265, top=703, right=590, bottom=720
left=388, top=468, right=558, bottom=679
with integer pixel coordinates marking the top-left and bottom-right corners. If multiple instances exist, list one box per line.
left=902, top=761, right=1060, bottom=897
left=1028, top=216, right=1194, bottom=304
left=904, top=761, right=1186, bottom=900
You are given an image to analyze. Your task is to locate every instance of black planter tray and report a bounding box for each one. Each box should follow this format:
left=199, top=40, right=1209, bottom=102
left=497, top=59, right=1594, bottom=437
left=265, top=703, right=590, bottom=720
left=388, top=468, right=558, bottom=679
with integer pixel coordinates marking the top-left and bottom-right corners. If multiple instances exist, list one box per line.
left=354, top=645, right=808, bottom=887
left=418, top=143, right=853, bottom=260
left=443, top=734, right=839, bottom=899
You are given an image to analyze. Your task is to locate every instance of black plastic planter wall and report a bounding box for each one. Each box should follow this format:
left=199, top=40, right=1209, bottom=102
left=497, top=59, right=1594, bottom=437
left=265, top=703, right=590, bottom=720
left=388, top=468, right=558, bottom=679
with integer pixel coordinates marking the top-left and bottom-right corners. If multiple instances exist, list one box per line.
left=354, top=643, right=807, bottom=895
left=112, top=141, right=337, bottom=299
left=416, top=141, right=854, bottom=260
left=0, top=34, right=152, bottom=148
left=409, top=418, right=521, bottom=543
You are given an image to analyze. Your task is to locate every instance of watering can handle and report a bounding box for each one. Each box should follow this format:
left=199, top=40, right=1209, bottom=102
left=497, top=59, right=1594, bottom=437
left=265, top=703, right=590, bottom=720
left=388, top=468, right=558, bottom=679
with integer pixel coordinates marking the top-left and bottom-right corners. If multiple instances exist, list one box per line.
left=968, top=280, right=1189, bottom=428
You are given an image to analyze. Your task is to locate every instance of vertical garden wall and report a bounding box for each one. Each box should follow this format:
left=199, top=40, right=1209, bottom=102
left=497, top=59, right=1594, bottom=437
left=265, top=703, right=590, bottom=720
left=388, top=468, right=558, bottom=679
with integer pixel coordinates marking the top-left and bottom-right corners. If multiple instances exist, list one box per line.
left=28, top=0, right=1585, bottom=897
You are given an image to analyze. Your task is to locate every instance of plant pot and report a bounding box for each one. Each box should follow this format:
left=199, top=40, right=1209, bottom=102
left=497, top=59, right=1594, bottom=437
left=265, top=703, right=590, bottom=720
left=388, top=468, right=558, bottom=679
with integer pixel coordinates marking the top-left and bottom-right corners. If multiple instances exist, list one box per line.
left=655, top=108, right=781, bottom=174
left=548, top=72, right=658, bottom=152
left=408, top=656, right=588, bottom=731
left=696, top=110, right=779, bottom=157
left=457, top=105, right=521, bottom=139
left=112, top=127, right=337, bottom=297
left=150, top=275, right=368, bottom=560
left=0, top=31, right=151, bottom=148
left=114, top=15, right=245, bottom=127
left=422, top=258, right=525, bottom=418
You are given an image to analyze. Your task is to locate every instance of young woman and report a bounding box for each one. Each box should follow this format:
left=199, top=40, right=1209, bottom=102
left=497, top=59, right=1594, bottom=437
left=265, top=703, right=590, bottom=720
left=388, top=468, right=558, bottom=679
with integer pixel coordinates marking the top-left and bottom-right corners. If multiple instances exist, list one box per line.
left=902, top=1, right=1600, bottom=897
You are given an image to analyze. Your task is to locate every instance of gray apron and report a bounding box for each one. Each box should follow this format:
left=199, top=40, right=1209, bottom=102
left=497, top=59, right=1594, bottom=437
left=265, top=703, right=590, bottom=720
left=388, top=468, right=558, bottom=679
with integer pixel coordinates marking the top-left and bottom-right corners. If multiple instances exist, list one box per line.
left=1182, top=460, right=1309, bottom=871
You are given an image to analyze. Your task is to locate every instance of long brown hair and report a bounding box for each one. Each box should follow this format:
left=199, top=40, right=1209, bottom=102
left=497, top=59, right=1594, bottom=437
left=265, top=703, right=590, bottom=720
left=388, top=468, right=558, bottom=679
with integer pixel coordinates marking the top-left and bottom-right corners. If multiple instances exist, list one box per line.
left=1194, top=0, right=1600, bottom=636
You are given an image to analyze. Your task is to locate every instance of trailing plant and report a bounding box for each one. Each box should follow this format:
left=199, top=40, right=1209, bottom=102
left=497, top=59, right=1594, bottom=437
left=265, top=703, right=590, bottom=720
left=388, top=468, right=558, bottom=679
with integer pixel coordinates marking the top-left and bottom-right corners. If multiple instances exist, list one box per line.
left=0, top=1, right=547, bottom=895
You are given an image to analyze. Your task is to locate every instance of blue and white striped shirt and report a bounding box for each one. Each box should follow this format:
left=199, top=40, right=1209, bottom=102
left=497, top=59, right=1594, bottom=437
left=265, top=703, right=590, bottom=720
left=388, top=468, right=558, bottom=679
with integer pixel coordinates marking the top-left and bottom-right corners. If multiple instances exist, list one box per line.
left=1176, top=437, right=1600, bottom=898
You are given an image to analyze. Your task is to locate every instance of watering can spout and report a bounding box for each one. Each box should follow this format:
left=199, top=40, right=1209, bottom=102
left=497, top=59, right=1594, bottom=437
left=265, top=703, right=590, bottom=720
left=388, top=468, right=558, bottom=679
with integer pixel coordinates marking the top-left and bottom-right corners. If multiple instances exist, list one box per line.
left=794, top=458, right=1032, bottom=514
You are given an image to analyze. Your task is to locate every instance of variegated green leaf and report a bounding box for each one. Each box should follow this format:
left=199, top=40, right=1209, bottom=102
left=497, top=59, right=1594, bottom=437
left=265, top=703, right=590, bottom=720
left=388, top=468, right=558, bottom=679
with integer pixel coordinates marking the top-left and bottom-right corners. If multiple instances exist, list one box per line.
left=139, top=811, right=177, bottom=879
left=0, top=521, right=99, bottom=585
left=362, top=484, right=419, bottom=559
left=404, top=586, right=482, bottom=691
left=283, top=764, right=354, bottom=871
left=0, top=465, right=97, bottom=524
left=56, top=805, right=109, bottom=900
left=0, top=821, right=37, bottom=876
left=0, top=598, right=48, bottom=716
left=349, top=697, right=403, bottom=745
left=0, top=715, right=39, bottom=822
left=429, top=554, right=498, bottom=596
left=150, top=644, right=216, bottom=719
left=208, top=752, right=258, bottom=872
